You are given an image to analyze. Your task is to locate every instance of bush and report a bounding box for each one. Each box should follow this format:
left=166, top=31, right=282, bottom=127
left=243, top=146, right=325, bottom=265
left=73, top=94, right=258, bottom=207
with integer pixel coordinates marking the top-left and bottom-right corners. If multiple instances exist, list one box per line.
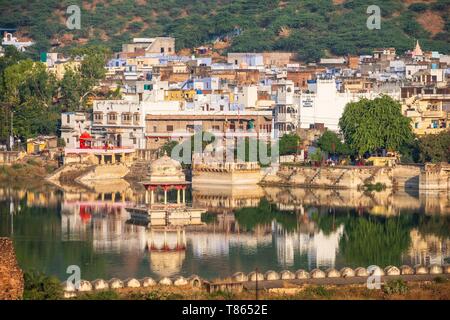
left=382, top=279, right=409, bottom=295
left=303, top=286, right=333, bottom=299
left=208, top=290, right=236, bottom=300
left=127, top=290, right=183, bottom=300
left=23, top=270, right=63, bottom=300
left=76, top=290, right=120, bottom=300
left=433, top=276, right=448, bottom=284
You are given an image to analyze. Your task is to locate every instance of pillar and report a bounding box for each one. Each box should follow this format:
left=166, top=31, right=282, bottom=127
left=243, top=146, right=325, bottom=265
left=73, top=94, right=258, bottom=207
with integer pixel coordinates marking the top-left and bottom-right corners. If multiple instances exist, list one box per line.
left=145, top=190, right=149, bottom=205
left=177, top=188, right=180, bottom=204
left=182, top=188, right=186, bottom=204
left=100, top=154, right=104, bottom=165
left=111, top=153, right=116, bottom=164
left=122, top=152, right=125, bottom=164
left=150, top=190, right=154, bottom=205
left=164, top=189, right=167, bottom=205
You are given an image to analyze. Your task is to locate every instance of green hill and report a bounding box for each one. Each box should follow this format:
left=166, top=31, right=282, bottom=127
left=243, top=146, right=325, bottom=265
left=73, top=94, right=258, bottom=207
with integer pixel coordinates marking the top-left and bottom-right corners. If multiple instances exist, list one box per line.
left=1, top=0, right=449, bottom=61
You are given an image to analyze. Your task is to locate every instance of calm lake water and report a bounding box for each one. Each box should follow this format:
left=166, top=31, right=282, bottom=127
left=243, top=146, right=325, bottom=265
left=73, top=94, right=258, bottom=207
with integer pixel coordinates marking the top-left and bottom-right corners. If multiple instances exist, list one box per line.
left=1, top=182, right=449, bottom=281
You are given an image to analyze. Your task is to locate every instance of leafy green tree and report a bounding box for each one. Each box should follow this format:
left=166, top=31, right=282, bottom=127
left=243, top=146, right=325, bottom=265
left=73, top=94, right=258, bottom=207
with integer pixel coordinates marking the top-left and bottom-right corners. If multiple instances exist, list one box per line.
left=317, top=130, right=349, bottom=157
left=417, top=131, right=450, bottom=163
left=279, top=133, right=301, bottom=155
left=59, top=68, right=83, bottom=111
left=339, top=96, right=414, bottom=156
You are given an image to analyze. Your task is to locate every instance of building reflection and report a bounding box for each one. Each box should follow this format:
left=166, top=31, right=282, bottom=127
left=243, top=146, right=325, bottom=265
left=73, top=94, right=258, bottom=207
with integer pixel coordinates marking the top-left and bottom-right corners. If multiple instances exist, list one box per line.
left=2, top=180, right=448, bottom=279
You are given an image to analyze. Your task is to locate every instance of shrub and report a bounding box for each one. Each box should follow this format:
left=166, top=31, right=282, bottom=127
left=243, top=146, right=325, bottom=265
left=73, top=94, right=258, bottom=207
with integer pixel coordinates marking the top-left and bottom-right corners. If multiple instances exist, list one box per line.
left=127, top=290, right=183, bottom=300
left=208, top=290, right=236, bottom=300
left=23, top=270, right=63, bottom=300
left=76, top=290, right=120, bottom=300
left=303, top=286, right=333, bottom=299
left=433, top=276, right=448, bottom=284
left=382, top=279, right=409, bottom=295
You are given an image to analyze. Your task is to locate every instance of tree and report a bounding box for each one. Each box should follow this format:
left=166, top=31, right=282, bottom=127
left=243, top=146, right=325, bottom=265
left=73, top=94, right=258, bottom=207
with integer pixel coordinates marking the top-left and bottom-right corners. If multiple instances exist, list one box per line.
left=279, top=133, right=301, bottom=155
left=317, top=130, right=349, bottom=157
left=59, top=68, right=83, bottom=111
left=417, top=131, right=450, bottom=163
left=339, top=96, right=414, bottom=156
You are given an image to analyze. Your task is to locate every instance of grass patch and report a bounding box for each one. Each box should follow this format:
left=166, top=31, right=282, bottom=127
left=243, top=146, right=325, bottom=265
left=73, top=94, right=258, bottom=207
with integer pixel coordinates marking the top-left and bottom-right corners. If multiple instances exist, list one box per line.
left=302, top=286, right=334, bottom=299
left=382, top=279, right=409, bottom=295
left=207, top=290, right=236, bottom=300
left=76, top=290, right=120, bottom=300
left=126, top=290, right=183, bottom=300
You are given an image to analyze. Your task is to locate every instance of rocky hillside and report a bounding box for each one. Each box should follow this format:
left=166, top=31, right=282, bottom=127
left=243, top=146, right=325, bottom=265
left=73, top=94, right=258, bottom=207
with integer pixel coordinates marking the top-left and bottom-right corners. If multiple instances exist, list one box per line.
left=1, top=0, right=449, bottom=61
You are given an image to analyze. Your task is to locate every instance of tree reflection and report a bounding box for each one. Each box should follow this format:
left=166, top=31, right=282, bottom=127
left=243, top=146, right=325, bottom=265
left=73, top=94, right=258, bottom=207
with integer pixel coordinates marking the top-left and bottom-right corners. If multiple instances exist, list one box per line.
left=234, top=199, right=299, bottom=231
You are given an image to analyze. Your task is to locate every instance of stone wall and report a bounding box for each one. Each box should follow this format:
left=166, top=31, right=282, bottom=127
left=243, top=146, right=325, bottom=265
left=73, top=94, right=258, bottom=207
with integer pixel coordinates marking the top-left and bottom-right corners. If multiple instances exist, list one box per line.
left=419, top=163, right=450, bottom=191
left=262, top=165, right=421, bottom=190
left=0, top=238, right=24, bottom=300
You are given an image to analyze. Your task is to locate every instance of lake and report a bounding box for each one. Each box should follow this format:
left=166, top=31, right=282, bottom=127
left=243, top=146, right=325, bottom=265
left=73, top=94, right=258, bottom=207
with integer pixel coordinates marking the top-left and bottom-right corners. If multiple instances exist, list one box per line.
left=0, top=182, right=449, bottom=282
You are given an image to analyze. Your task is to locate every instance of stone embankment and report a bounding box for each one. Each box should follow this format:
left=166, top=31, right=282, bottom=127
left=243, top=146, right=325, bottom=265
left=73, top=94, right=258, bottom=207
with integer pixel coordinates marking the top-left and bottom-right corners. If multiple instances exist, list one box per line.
left=261, top=164, right=426, bottom=190
left=61, top=264, right=450, bottom=297
left=0, top=238, right=24, bottom=300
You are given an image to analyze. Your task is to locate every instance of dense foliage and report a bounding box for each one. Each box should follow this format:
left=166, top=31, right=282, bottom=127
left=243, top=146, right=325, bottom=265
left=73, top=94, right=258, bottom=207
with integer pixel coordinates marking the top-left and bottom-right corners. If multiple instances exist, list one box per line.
left=279, top=133, right=301, bottom=156
left=0, top=46, right=109, bottom=144
left=317, top=130, right=349, bottom=157
left=24, top=270, right=64, bottom=300
left=339, top=96, right=414, bottom=156
left=1, top=0, right=449, bottom=61
left=416, top=131, right=450, bottom=163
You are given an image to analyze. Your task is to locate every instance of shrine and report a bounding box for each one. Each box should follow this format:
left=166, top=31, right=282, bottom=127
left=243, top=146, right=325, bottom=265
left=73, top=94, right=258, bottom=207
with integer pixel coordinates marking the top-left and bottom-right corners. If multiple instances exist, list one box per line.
left=126, top=153, right=206, bottom=224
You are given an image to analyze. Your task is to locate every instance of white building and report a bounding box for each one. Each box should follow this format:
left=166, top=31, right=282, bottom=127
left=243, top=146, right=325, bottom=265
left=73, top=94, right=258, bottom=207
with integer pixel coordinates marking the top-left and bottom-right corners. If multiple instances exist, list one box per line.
left=91, top=100, right=181, bottom=149
left=273, top=80, right=298, bottom=136
left=60, top=112, right=92, bottom=148
left=298, top=79, right=381, bottom=131
left=2, top=32, right=34, bottom=52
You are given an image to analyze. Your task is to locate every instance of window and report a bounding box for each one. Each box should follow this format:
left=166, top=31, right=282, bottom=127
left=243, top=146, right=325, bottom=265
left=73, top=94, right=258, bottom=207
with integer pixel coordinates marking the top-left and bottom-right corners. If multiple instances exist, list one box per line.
left=212, top=125, right=220, bottom=131
left=94, top=113, right=103, bottom=122
left=161, top=47, right=165, bottom=53
left=167, top=125, right=174, bottom=132
left=134, top=113, right=140, bottom=123
left=122, top=113, right=132, bottom=123
left=66, top=114, right=70, bottom=123
left=107, top=113, right=117, bottom=123
left=168, top=47, right=172, bottom=53
left=153, top=126, right=157, bottom=132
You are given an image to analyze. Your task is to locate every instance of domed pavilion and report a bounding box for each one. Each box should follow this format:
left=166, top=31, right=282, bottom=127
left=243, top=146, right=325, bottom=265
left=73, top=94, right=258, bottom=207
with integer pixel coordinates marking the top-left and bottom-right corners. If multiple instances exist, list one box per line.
left=141, top=152, right=190, bottom=207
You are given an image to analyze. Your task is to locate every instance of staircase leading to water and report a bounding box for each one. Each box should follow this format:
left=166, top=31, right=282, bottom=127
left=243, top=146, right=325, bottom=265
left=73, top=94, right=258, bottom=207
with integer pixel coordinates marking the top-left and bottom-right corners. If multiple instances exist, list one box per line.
left=126, top=160, right=152, bottom=180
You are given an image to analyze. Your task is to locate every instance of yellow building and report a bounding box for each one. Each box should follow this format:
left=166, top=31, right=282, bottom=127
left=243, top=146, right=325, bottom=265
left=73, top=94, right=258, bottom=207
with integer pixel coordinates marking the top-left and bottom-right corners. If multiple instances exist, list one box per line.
left=26, top=136, right=58, bottom=154
left=47, top=60, right=81, bottom=80
left=402, top=94, right=450, bottom=135
left=164, top=89, right=196, bottom=101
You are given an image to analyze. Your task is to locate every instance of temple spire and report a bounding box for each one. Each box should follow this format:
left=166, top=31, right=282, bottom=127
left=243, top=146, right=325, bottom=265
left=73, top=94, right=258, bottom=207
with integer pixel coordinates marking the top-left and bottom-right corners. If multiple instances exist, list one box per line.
left=412, top=40, right=423, bottom=57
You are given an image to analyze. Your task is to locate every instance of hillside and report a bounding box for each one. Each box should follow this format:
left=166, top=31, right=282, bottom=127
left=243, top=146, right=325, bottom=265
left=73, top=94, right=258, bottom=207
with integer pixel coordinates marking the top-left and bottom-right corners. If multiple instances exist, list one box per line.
left=0, top=0, right=449, bottom=61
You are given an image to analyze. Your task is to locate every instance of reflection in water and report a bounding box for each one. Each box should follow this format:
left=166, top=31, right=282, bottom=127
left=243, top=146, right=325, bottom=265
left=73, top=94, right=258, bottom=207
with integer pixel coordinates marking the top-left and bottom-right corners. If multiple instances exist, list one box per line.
left=0, top=183, right=449, bottom=280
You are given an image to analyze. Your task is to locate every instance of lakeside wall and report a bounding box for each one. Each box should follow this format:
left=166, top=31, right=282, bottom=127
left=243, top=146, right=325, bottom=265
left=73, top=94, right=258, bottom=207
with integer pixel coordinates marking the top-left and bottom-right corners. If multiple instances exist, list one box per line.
left=262, top=163, right=450, bottom=191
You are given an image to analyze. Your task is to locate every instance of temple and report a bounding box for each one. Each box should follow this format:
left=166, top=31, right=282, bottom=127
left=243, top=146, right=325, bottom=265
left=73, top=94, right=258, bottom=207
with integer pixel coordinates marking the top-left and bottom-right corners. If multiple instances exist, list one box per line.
left=126, top=153, right=205, bottom=225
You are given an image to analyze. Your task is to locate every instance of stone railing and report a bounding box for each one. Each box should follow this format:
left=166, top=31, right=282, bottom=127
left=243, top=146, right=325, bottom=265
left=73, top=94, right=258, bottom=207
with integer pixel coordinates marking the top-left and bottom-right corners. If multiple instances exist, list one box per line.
left=62, top=275, right=203, bottom=298
left=230, top=264, right=450, bottom=282
left=61, top=264, right=450, bottom=298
